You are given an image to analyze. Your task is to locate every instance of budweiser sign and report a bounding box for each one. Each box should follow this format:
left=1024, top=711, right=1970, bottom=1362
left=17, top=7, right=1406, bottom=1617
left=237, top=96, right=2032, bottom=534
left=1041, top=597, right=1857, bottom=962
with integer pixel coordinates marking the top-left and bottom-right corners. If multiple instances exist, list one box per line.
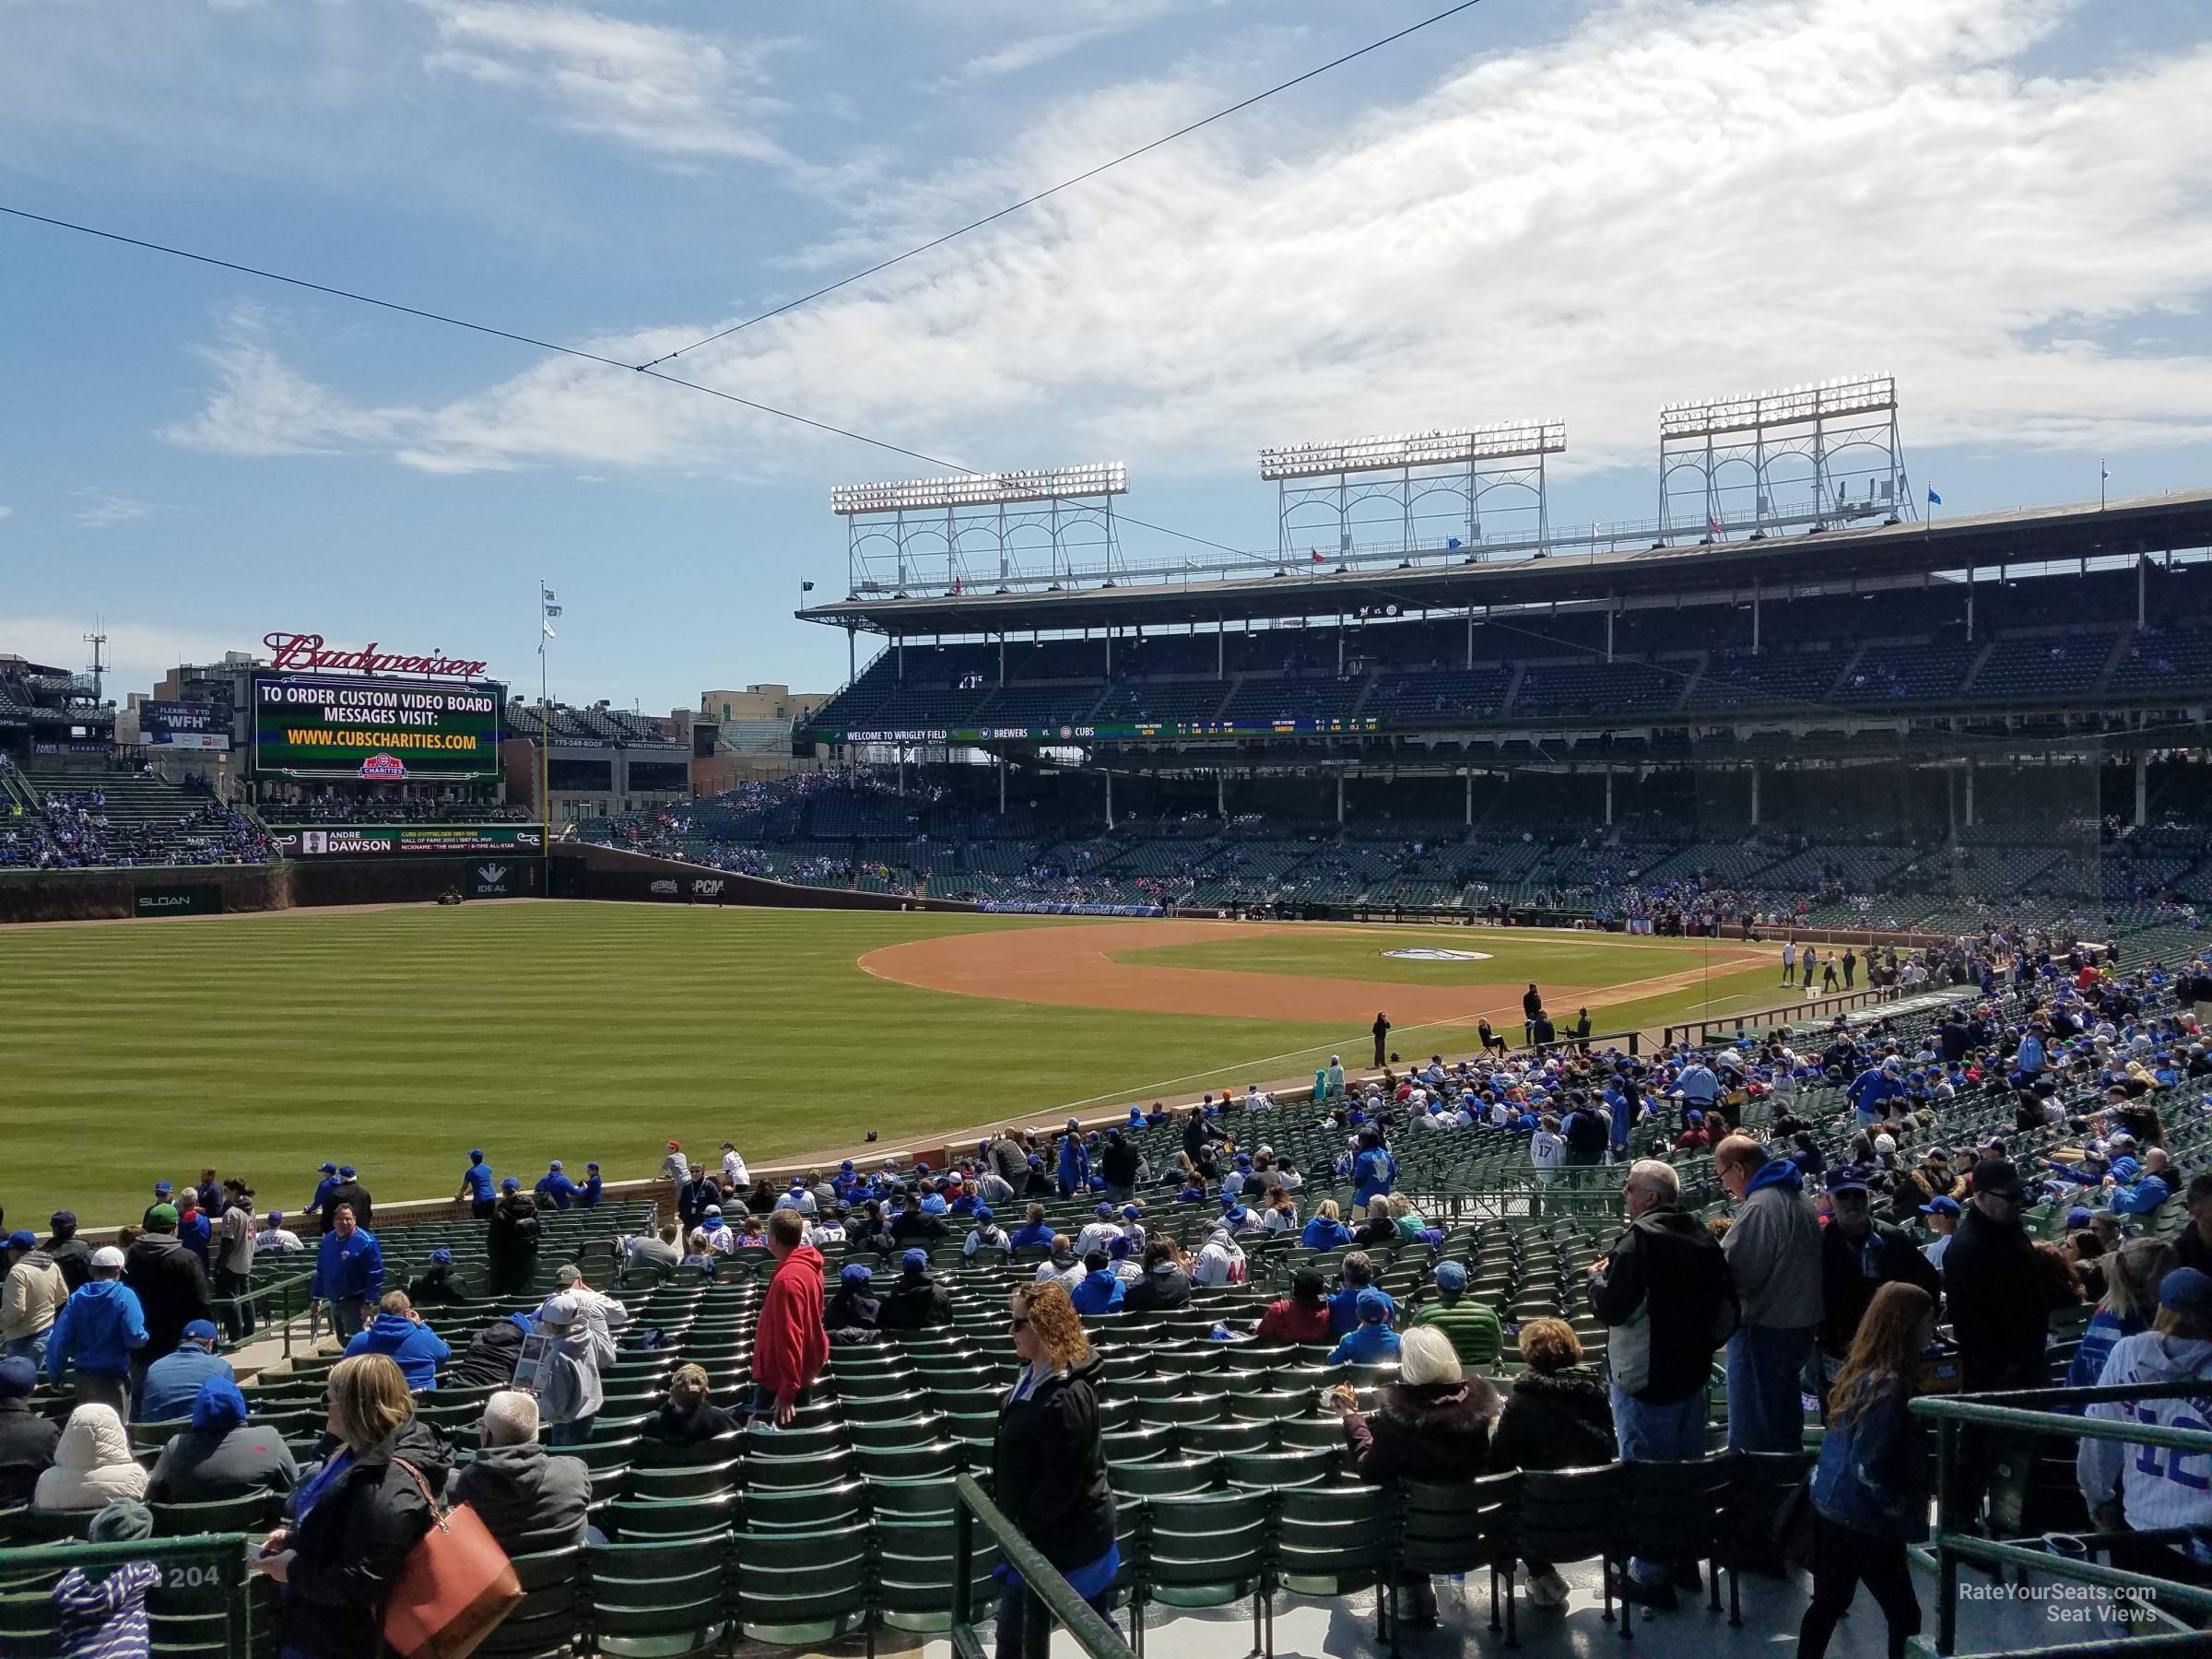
left=263, top=632, right=489, bottom=678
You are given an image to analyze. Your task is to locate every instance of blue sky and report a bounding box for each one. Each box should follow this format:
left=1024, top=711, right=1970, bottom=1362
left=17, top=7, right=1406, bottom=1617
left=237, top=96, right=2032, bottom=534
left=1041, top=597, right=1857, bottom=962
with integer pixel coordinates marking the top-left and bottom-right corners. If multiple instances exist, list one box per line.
left=4, top=0, right=2210, bottom=709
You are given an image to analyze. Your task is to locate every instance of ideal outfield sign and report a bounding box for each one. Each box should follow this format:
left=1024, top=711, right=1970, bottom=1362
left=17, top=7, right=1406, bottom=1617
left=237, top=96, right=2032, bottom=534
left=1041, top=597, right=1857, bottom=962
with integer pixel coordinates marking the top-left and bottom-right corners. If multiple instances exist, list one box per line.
left=253, top=675, right=503, bottom=781
left=270, top=824, right=545, bottom=859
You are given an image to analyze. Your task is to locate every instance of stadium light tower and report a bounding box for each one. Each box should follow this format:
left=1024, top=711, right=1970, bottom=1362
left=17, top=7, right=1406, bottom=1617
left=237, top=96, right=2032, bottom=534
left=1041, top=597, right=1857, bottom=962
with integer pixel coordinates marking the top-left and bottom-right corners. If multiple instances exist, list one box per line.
left=1657, top=374, right=1911, bottom=544
left=1258, top=421, right=1564, bottom=571
left=831, top=463, right=1129, bottom=597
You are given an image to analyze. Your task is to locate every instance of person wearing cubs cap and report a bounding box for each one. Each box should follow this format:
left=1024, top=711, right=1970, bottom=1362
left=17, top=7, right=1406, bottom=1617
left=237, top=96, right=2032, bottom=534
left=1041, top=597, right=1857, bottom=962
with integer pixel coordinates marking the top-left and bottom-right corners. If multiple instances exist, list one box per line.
left=1406, top=1258, right=1504, bottom=1369
left=1943, top=1159, right=2050, bottom=1394
left=137, top=1318, right=233, bottom=1425
left=454, top=1149, right=498, bottom=1220
left=0, top=1355, right=59, bottom=1506
left=487, top=1178, right=542, bottom=1298
left=1917, top=1196, right=1962, bottom=1269
left=303, top=1162, right=341, bottom=1222
left=2078, top=1266, right=2212, bottom=1582
left=2, top=1230, right=66, bottom=1368
left=1816, top=1167, right=1940, bottom=1405
left=876, top=1248, right=954, bottom=1330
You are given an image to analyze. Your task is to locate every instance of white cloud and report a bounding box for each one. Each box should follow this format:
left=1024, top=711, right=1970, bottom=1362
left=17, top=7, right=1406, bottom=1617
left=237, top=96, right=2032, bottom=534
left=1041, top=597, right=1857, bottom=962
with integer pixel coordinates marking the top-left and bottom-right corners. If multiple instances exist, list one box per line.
left=70, top=491, right=160, bottom=531
left=416, top=0, right=795, bottom=167
left=0, top=505, right=14, bottom=522
left=164, top=0, right=2212, bottom=488
left=956, top=0, right=1189, bottom=77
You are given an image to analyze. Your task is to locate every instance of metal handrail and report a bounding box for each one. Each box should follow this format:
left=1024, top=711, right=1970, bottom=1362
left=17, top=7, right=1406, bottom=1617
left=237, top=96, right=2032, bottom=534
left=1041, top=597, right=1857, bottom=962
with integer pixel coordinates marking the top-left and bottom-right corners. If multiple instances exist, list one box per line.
left=1912, top=1383, right=2212, bottom=1654
left=950, top=1471, right=1135, bottom=1659
left=206, top=1268, right=316, bottom=1359
left=0, top=1531, right=255, bottom=1659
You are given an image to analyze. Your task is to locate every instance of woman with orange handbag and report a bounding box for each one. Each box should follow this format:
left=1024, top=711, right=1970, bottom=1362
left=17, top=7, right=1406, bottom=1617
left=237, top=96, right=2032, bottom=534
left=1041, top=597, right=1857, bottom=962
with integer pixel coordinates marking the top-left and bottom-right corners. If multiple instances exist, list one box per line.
left=251, top=1353, right=454, bottom=1659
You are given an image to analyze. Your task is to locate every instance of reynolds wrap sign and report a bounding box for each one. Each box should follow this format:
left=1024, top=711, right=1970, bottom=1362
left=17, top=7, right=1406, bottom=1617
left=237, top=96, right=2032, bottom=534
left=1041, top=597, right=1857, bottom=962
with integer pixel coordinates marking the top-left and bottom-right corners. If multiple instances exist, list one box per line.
left=273, top=824, right=544, bottom=859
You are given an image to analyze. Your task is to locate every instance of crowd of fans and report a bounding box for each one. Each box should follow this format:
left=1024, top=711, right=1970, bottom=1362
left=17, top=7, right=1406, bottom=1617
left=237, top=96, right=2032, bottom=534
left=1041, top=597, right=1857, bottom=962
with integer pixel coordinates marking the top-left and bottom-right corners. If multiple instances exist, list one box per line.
left=0, top=794, right=270, bottom=869
left=10, top=930, right=2212, bottom=1649
left=256, top=788, right=534, bottom=824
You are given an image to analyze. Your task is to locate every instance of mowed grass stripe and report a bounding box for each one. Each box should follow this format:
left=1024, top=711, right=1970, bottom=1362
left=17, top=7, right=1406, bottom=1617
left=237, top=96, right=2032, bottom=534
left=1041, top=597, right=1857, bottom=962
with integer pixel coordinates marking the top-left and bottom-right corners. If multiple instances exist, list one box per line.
left=5, top=903, right=1795, bottom=1229
left=4, top=905, right=1360, bottom=1225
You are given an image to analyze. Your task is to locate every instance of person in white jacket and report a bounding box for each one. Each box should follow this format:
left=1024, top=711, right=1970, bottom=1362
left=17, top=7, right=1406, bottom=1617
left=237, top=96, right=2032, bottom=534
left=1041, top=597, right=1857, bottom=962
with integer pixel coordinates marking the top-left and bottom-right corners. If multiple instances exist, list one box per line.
left=1191, top=1222, right=1248, bottom=1287
left=2077, top=1266, right=2212, bottom=1582
left=550, top=1265, right=630, bottom=1354
left=33, top=1403, right=148, bottom=1512
left=530, top=1294, right=610, bottom=1447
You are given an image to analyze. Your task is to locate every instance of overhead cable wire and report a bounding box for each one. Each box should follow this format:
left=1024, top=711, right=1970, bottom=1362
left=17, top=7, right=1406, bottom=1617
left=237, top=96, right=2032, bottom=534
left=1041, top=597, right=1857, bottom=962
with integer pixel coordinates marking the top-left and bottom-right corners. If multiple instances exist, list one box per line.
left=632, top=0, right=1491, bottom=370
left=0, top=202, right=1258, bottom=559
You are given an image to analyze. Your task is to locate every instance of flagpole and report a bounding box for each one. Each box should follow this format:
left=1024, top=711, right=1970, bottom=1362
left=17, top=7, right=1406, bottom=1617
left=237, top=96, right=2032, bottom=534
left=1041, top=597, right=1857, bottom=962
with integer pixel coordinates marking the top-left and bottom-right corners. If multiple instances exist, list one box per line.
left=537, top=581, right=551, bottom=869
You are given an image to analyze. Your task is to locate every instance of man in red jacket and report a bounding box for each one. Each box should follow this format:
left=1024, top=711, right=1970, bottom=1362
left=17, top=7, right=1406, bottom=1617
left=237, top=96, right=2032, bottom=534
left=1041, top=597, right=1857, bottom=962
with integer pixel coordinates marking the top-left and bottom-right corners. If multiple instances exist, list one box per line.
left=749, top=1210, right=827, bottom=1427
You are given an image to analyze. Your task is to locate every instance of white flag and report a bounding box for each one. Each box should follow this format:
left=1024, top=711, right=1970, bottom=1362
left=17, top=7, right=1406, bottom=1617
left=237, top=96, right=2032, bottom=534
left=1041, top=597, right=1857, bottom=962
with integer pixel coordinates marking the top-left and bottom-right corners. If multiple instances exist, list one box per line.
left=543, top=588, right=558, bottom=603
left=542, top=621, right=557, bottom=639
left=545, top=604, right=563, bottom=618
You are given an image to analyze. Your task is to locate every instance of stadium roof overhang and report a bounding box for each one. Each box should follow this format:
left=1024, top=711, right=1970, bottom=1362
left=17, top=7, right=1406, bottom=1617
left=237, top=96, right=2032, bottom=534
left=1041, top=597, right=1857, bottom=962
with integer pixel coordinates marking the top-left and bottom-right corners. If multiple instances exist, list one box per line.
left=795, top=488, right=2212, bottom=637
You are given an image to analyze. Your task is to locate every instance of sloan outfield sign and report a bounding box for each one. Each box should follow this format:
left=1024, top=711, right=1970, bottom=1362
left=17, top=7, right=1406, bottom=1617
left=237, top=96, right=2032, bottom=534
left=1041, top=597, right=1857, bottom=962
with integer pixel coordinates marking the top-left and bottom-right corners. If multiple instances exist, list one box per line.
left=269, top=824, right=544, bottom=859
left=253, top=674, right=503, bottom=781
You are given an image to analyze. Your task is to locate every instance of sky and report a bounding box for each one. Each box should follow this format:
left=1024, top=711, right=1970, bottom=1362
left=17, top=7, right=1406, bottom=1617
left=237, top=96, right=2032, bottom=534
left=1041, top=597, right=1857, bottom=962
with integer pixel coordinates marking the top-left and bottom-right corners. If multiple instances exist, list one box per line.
left=4, top=0, right=2211, bottom=711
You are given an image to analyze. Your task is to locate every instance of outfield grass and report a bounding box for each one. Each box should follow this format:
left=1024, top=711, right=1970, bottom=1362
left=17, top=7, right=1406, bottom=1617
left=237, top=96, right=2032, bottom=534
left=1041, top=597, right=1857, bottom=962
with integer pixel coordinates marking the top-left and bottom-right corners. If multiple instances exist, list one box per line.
left=4, top=903, right=1794, bottom=1227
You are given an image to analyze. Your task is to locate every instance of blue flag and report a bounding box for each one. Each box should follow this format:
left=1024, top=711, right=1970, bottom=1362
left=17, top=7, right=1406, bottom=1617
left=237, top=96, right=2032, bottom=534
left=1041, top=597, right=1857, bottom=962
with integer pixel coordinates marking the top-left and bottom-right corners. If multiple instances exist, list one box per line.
left=1446, top=537, right=1463, bottom=550
left=1926, top=488, right=1942, bottom=506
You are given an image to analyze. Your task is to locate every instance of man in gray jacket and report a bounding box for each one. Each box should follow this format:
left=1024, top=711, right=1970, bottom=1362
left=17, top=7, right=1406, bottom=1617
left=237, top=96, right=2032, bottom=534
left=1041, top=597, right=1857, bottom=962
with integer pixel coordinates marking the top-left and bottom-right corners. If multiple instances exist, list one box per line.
left=1713, top=1135, right=1824, bottom=1452
left=453, top=1391, right=591, bottom=1556
left=213, top=1188, right=258, bottom=1343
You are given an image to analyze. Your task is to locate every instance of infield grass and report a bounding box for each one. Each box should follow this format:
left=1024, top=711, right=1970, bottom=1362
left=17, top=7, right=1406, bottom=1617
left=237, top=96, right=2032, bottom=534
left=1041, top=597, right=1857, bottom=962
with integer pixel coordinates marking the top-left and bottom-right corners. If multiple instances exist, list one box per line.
left=4, top=902, right=1800, bottom=1227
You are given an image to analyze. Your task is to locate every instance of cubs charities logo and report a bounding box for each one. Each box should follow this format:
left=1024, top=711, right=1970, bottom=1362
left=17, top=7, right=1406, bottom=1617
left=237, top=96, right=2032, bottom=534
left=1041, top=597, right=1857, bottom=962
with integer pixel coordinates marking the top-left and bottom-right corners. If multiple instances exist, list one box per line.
left=1382, top=947, right=1494, bottom=962
left=358, top=753, right=407, bottom=780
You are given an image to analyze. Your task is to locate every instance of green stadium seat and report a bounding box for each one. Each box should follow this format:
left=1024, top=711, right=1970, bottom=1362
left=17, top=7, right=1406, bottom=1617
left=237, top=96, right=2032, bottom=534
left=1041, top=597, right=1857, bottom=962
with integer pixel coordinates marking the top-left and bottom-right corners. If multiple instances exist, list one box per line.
left=1132, top=1490, right=1271, bottom=1654
left=735, top=1528, right=869, bottom=1647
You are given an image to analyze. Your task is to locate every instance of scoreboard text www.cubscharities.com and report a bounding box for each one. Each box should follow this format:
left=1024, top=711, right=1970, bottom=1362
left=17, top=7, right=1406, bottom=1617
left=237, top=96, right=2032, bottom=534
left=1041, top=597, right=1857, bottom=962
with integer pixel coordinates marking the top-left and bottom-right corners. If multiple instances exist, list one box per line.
left=253, top=675, right=503, bottom=781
